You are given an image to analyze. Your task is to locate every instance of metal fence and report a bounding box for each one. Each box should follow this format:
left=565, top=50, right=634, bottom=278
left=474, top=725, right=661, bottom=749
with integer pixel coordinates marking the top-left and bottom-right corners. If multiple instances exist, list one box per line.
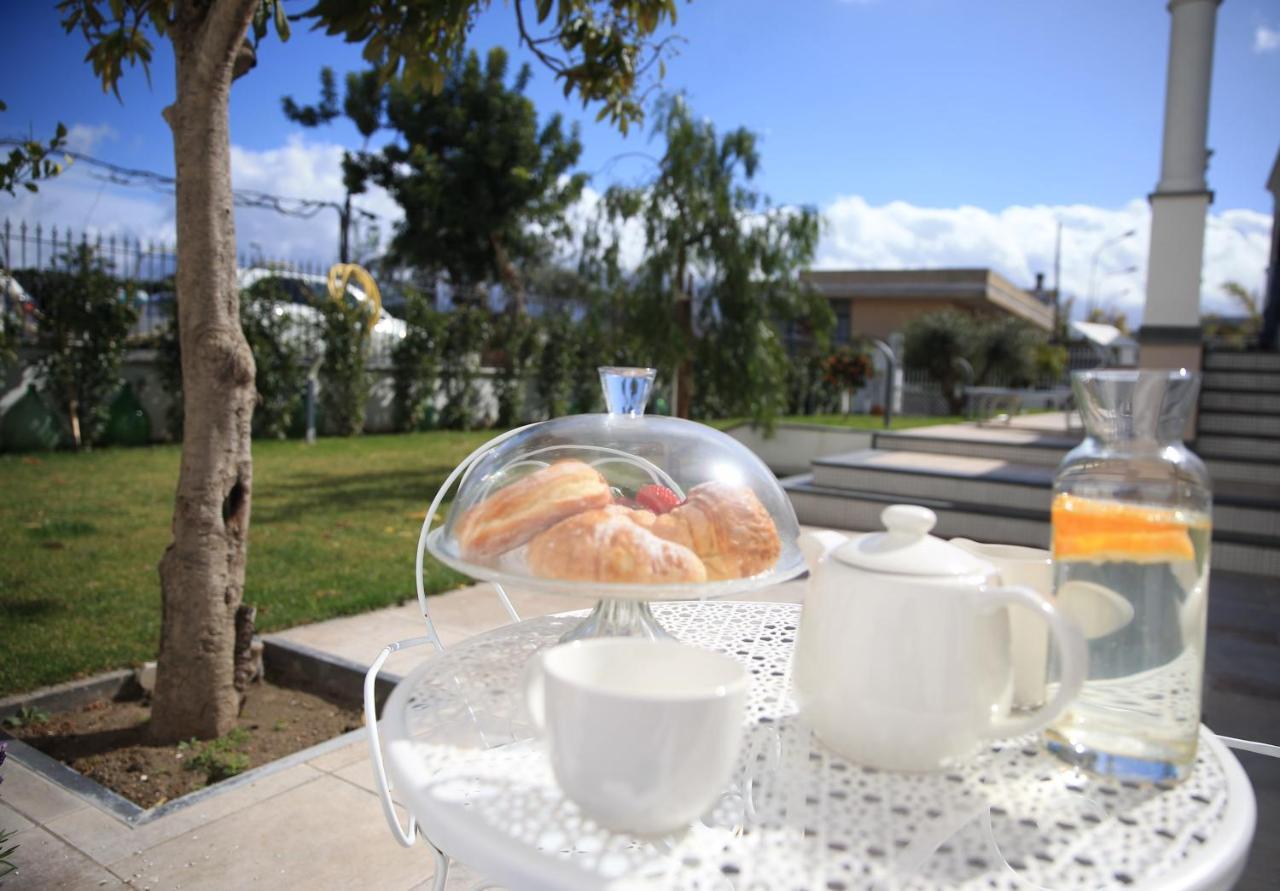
left=0, top=218, right=360, bottom=353
left=1, top=218, right=334, bottom=282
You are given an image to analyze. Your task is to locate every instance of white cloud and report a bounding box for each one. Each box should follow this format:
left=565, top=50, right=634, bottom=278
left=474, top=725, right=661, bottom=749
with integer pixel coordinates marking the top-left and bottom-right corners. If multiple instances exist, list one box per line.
left=1254, top=24, right=1280, bottom=53
left=64, top=122, right=117, bottom=153
left=228, top=134, right=401, bottom=263
left=813, top=195, right=1272, bottom=324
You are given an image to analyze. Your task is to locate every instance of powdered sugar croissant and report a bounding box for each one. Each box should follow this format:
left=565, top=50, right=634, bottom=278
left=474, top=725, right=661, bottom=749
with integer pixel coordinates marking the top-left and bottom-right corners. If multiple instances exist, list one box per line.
left=527, top=505, right=707, bottom=584
left=648, top=481, right=781, bottom=580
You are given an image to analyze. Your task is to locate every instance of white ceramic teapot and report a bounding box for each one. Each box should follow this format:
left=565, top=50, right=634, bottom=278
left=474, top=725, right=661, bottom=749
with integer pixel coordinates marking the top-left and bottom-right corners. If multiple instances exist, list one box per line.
left=793, top=505, right=1087, bottom=772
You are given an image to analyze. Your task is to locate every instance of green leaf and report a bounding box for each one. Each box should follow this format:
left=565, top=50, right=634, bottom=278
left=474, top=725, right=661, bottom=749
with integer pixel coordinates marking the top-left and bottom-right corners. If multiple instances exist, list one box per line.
left=274, top=1, right=291, bottom=41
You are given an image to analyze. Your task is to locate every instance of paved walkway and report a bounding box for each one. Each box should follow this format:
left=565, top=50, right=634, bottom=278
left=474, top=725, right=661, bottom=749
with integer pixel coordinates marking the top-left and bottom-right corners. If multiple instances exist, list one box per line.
left=0, top=580, right=804, bottom=890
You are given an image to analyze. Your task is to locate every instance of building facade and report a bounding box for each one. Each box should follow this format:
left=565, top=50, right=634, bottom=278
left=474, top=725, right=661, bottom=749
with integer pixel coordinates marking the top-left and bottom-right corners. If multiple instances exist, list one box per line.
left=800, top=268, right=1053, bottom=345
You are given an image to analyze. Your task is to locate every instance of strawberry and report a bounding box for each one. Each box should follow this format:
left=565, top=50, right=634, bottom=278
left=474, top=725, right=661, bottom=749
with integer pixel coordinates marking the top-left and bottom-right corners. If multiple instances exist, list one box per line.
left=636, top=484, right=682, bottom=514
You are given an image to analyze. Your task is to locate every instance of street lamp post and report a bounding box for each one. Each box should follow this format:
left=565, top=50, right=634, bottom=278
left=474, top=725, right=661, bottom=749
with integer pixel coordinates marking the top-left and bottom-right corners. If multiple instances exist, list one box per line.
left=1088, top=230, right=1137, bottom=315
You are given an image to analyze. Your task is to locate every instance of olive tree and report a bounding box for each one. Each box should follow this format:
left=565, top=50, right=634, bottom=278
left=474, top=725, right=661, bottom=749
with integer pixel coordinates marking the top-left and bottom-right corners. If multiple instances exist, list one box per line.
left=59, top=0, right=679, bottom=742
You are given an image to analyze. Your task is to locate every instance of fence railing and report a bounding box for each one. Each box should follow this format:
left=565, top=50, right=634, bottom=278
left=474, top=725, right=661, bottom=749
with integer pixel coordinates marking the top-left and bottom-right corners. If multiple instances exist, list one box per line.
left=1, top=218, right=334, bottom=282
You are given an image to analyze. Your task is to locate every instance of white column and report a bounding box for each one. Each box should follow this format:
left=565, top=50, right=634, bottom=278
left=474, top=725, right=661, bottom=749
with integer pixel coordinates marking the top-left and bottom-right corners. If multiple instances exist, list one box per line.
left=1141, top=0, right=1222, bottom=368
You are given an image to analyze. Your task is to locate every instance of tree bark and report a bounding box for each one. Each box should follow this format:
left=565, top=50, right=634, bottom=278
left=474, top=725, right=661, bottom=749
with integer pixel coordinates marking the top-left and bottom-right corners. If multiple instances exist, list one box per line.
left=150, top=1, right=260, bottom=743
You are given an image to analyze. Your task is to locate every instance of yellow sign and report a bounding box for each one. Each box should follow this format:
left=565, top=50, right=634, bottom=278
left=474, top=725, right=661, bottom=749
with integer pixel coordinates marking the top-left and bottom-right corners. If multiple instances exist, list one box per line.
left=326, top=263, right=382, bottom=335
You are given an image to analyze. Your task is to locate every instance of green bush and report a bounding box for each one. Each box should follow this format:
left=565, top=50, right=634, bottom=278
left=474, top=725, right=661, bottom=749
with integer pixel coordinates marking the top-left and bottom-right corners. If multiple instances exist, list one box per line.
left=536, top=313, right=574, bottom=418
left=22, top=246, right=138, bottom=448
left=438, top=306, right=488, bottom=430
left=391, top=289, right=442, bottom=432
left=317, top=291, right=373, bottom=436
left=490, top=312, right=538, bottom=426
left=904, top=309, right=1047, bottom=413
left=242, top=280, right=306, bottom=439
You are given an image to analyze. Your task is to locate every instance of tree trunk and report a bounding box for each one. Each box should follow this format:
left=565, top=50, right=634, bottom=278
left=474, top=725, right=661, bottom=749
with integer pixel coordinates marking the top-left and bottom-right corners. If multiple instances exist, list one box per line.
left=151, top=3, right=259, bottom=743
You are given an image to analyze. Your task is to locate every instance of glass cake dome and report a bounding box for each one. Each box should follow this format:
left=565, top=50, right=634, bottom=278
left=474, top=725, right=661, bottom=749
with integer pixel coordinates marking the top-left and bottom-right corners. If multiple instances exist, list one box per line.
left=418, top=368, right=803, bottom=638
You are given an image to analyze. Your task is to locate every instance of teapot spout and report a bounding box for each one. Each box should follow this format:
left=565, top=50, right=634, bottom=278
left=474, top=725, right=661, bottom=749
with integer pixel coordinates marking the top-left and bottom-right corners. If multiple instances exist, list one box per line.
left=798, top=529, right=849, bottom=570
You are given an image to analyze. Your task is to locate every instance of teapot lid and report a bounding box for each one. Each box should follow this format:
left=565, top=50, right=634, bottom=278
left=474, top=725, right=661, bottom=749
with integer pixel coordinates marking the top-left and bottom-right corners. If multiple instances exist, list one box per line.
left=832, top=505, right=994, bottom=577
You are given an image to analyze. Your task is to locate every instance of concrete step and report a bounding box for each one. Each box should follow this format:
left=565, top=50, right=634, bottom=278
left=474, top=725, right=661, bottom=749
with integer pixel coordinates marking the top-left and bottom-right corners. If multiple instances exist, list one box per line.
left=1204, top=455, right=1280, bottom=485
left=1203, top=350, right=1280, bottom=373
left=1200, top=390, right=1280, bottom=414
left=807, top=449, right=1280, bottom=538
left=784, top=474, right=1049, bottom=548
left=1195, top=434, right=1280, bottom=461
left=784, top=474, right=1280, bottom=577
left=1196, top=411, right=1280, bottom=438
left=1202, top=370, right=1280, bottom=394
left=871, top=428, right=1078, bottom=468
left=811, top=449, right=1053, bottom=513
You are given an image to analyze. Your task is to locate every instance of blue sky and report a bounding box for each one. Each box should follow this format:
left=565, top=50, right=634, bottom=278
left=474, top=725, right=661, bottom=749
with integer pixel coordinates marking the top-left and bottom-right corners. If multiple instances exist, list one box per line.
left=1, top=0, right=1276, bottom=318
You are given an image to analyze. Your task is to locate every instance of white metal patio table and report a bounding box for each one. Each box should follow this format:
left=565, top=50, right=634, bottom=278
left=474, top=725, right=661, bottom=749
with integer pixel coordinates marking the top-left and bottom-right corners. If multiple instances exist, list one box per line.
left=377, top=600, right=1256, bottom=891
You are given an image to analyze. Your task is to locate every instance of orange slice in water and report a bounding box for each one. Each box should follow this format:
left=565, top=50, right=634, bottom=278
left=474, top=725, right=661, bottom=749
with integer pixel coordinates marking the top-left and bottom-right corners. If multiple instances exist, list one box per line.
left=1052, top=493, right=1201, bottom=563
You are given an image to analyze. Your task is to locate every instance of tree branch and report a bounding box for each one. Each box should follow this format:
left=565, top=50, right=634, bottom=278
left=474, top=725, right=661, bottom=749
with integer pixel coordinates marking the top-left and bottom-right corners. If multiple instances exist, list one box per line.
left=192, top=0, right=260, bottom=85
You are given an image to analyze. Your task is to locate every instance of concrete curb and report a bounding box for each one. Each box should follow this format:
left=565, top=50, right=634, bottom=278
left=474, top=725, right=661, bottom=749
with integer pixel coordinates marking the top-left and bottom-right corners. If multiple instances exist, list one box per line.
left=0, top=636, right=404, bottom=827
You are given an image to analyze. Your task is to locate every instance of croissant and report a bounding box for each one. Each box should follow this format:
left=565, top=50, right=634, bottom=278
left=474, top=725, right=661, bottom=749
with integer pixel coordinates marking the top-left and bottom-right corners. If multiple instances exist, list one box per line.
left=454, top=460, right=613, bottom=558
left=649, top=481, right=781, bottom=580
left=527, top=506, right=708, bottom=584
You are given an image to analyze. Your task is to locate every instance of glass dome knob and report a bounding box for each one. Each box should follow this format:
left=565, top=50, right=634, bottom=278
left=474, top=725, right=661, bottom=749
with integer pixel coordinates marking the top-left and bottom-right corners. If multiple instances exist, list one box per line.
left=599, top=366, right=657, bottom=417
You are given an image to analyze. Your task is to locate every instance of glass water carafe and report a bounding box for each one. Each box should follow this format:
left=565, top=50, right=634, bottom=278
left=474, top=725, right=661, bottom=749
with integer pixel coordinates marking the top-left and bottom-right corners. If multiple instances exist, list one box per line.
left=1045, top=369, right=1211, bottom=782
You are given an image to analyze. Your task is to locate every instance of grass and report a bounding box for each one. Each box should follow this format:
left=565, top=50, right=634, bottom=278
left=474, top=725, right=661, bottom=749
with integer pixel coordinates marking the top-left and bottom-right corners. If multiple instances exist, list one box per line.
left=711, top=414, right=964, bottom=431
left=0, top=413, right=965, bottom=696
left=0, top=430, right=493, bottom=696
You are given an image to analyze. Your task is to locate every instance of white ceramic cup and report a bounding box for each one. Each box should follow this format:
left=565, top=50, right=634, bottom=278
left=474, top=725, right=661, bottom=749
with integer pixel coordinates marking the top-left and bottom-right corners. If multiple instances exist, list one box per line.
left=525, top=639, right=747, bottom=835
left=951, top=539, right=1054, bottom=710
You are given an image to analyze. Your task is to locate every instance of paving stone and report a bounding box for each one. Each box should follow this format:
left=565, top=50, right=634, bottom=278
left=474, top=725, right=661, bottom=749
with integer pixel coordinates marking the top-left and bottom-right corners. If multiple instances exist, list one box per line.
left=306, top=740, right=370, bottom=774
left=0, top=761, right=87, bottom=825
left=42, top=805, right=132, bottom=867
left=0, top=823, right=125, bottom=889
left=0, top=800, right=34, bottom=836
left=96, top=763, right=324, bottom=868
left=110, top=774, right=430, bottom=890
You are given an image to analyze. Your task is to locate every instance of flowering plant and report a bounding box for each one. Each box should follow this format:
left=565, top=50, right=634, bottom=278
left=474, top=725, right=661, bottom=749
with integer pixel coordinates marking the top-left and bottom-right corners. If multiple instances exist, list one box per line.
left=821, top=346, right=874, bottom=392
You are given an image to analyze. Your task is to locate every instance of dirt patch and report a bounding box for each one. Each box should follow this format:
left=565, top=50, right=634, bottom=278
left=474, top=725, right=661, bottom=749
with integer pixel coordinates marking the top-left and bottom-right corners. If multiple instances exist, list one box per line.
left=10, top=681, right=361, bottom=809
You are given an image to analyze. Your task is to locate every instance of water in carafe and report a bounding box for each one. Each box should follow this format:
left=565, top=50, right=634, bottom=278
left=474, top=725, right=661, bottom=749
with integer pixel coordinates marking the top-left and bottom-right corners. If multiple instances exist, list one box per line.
left=1045, top=370, right=1210, bottom=783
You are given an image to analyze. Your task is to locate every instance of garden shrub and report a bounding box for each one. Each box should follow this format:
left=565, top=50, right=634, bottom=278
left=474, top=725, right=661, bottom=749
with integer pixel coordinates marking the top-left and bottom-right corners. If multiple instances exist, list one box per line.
left=391, top=288, right=442, bottom=432
left=317, top=288, right=374, bottom=436
left=536, top=312, right=574, bottom=418
left=439, top=305, right=489, bottom=430
left=23, top=246, right=138, bottom=448
left=241, top=280, right=306, bottom=439
left=490, top=311, right=539, bottom=427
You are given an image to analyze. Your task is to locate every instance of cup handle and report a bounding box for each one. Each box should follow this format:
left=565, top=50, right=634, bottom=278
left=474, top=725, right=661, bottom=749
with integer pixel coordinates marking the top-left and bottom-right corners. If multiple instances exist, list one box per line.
left=978, top=584, right=1087, bottom=739
left=523, top=653, right=547, bottom=734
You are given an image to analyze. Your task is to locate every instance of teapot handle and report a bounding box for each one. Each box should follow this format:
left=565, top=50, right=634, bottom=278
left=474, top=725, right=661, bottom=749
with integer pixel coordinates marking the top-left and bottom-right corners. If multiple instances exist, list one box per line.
left=977, top=584, right=1087, bottom=739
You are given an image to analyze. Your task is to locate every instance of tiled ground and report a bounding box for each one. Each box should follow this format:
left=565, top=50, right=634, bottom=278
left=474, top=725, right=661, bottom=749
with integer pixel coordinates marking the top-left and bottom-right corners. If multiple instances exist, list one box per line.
left=1, top=565, right=1274, bottom=889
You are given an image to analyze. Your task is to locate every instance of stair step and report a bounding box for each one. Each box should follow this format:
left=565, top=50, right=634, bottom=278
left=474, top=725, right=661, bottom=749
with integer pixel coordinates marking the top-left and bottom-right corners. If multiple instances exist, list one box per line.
left=1202, top=370, right=1280, bottom=393
left=1195, top=412, right=1280, bottom=438
left=1205, top=456, right=1280, bottom=485
left=1203, top=350, right=1280, bottom=373
left=1200, top=390, right=1280, bottom=413
left=784, top=476, right=1280, bottom=577
left=810, top=449, right=1053, bottom=512
left=807, top=449, right=1280, bottom=536
left=784, top=475, right=1049, bottom=549
left=871, top=429, right=1076, bottom=468
left=1195, top=434, right=1280, bottom=461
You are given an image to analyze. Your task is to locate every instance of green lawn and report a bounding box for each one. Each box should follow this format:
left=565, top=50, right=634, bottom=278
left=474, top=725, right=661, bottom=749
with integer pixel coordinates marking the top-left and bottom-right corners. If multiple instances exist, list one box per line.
left=711, top=414, right=963, bottom=431
left=0, top=413, right=965, bottom=696
left=0, top=431, right=494, bottom=696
